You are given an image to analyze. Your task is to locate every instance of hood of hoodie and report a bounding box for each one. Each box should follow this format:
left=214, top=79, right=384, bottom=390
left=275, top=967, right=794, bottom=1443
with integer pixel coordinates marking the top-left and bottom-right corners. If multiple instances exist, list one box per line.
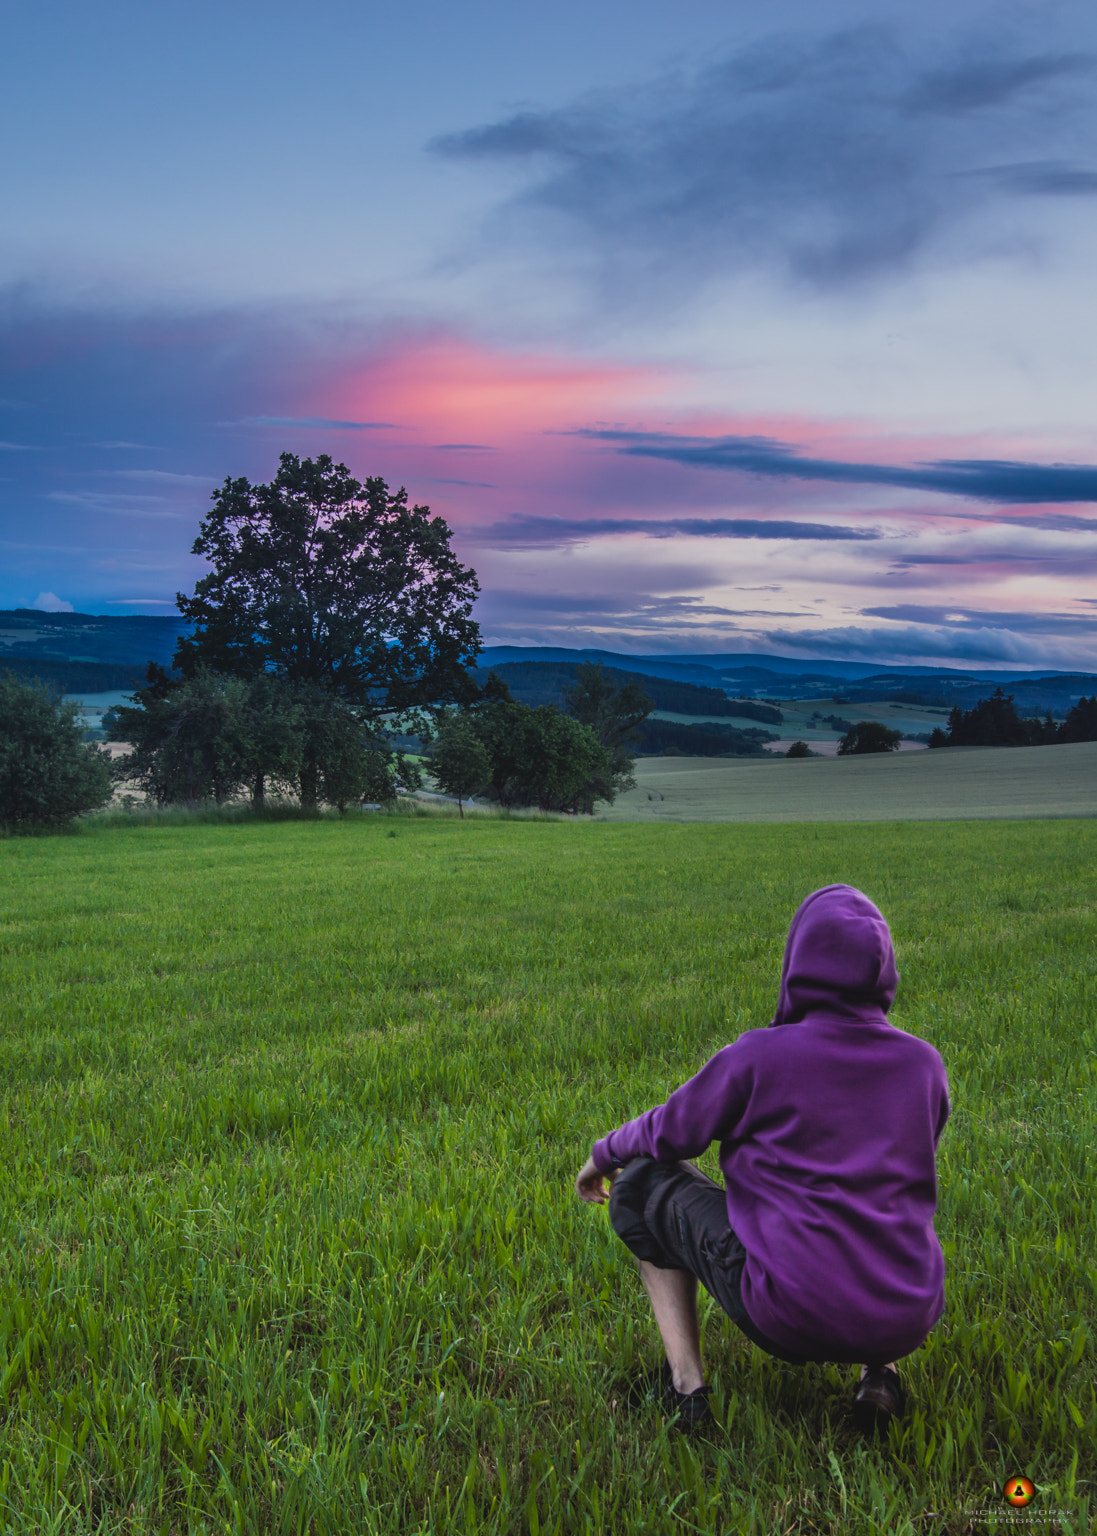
left=770, top=884, right=898, bottom=1027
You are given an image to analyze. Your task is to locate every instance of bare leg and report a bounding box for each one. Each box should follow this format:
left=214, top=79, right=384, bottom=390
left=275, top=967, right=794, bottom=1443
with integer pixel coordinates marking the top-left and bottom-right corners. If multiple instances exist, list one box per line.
left=639, top=1261, right=705, bottom=1394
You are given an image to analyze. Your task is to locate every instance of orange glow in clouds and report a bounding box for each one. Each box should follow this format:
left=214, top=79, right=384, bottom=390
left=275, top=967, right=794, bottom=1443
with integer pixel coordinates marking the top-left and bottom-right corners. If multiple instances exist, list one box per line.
left=333, top=336, right=673, bottom=440
left=326, top=335, right=1038, bottom=475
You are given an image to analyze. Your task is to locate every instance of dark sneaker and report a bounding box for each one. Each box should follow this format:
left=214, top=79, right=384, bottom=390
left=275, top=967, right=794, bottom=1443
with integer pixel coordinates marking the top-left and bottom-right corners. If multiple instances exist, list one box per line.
left=852, top=1366, right=906, bottom=1435
left=657, top=1361, right=713, bottom=1430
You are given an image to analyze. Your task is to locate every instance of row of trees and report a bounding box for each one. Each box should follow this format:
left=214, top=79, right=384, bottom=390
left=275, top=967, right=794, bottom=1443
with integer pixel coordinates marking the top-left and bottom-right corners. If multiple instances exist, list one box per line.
left=107, top=668, right=408, bottom=811
left=928, top=688, right=1097, bottom=748
left=103, top=656, right=651, bottom=816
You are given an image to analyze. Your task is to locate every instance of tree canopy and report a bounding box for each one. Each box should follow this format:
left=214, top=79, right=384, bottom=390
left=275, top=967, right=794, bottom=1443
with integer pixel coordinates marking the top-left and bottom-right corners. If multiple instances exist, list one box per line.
left=561, top=661, right=651, bottom=803
left=837, top=720, right=902, bottom=755
left=1059, top=694, right=1097, bottom=743
left=429, top=674, right=619, bottom=814
left=430, top=708, right=492, bottom=817
left=175, top=454, right=481, bottom=717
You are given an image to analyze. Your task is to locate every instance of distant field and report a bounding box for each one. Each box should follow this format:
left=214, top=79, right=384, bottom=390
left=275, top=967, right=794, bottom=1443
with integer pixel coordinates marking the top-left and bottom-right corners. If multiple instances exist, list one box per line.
left=650, top=698, right=947, bottom=743
left=0, top=816, right=1094, bottom=1533
left=603, top=741, right=1097, bottom=822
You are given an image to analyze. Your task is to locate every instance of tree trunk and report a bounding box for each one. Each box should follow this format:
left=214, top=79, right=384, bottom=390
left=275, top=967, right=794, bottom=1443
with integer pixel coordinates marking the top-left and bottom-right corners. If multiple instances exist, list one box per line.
left=253, top=771, right=265, bottom=810
left=300, top=747, right=319, bottom=812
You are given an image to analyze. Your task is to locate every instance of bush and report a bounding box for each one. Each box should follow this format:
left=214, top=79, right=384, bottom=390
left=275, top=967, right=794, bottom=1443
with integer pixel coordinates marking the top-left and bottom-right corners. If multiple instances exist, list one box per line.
left=837, top=721, right=902, bottom=755
left=0, top=673, right=113, bottom=831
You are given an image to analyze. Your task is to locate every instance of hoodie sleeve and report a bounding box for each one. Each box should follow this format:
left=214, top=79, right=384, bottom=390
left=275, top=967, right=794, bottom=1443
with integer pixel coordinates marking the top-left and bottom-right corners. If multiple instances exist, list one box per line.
left=591, top=1042, right=754, bottom=1173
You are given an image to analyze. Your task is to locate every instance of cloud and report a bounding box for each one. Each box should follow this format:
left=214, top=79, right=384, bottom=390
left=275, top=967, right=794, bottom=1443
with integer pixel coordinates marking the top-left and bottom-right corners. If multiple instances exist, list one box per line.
left=433, top=24, right=1097, bottom=295
left=475, top=590, right=757, bottom=640
left=471, top=513, right=880, bottom=547
left=236, top=415, right=401, bottom=430
left=433, top=443, right=496, bottom=452
left=45, top=491, right=190, bottom=519
left=583, top=429, right=1097, bottom=504
left=31, top=591, right=73, bottom=613
left=763, top=622, right=1094, bottom=667
left=108, top=470, right=213, bottom=485
left=904, top=52, right=1090, bottom=113
left=862, top=604, right=1097, bottom=635
left=962, top=159, right=1097, bottom=195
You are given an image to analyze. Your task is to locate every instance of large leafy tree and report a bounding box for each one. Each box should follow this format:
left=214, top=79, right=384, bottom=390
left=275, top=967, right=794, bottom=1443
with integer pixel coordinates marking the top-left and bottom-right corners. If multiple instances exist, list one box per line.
left=466, top=675, right=617, bottom=814
left=562, top=661, right=651, bottom=803
left=0, top=673, right=113, bottom=830
left=174, top=453, right=482, bottom=715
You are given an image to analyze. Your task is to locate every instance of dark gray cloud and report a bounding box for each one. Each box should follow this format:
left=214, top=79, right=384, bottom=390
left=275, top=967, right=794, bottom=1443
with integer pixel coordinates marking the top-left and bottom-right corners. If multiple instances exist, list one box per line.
left=992, top=511, right=1097, bottom=531
left=581, top=429, right=1097, bottom=504
left=471, top=512, right=880, bottom=547
left=862, top=603, right=1097, bottom=634
left=904, top=52, right=1089, bottom=113
left=962, top=159, right=1097, bottom=195
left=888, top=547, right=1097, bottom=570
left=433, top=25, right=1097, bottom=292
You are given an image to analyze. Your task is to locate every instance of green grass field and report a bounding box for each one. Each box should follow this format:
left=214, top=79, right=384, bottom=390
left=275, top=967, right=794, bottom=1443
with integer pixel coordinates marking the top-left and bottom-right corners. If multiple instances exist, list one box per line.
left=1, top=815, right=1094, bottom=1534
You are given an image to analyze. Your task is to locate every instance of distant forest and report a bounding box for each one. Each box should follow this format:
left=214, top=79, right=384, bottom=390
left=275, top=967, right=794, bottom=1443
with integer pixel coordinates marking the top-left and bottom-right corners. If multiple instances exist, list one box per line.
left=929, top=688, right=1097, bottom=748
left=0, top=609, right=185, bottom=693
left=474, top=662, right=782, bottom=720
left=473, top=661, right=784, bottom=756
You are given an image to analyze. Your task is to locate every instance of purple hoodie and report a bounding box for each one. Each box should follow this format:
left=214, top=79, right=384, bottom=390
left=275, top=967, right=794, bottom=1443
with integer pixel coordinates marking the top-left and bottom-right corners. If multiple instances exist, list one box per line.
left=592, top=885, right=949, bottom=1362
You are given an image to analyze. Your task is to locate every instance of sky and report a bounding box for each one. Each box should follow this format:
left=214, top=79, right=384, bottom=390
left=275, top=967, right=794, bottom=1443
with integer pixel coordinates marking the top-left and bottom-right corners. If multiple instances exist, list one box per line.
left=3, top=0, right=1097, bottom=669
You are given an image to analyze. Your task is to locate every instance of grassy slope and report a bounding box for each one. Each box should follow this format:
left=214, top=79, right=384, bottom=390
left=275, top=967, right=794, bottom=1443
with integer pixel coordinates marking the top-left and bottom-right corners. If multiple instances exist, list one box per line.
left=0, top=817, right=1094, bottom=1533
left=604, top=741, right=1097, bottom=823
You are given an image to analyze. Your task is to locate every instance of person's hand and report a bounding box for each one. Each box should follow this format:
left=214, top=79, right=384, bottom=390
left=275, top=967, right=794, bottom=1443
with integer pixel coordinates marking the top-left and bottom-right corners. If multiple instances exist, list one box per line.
left=575, top=1155, right=614, bottom=1204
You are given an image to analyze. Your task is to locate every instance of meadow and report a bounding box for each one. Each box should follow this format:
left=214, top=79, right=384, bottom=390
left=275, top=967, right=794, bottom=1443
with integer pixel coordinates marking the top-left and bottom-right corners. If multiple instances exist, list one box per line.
left=0, top=813, right=1094, bottom=1534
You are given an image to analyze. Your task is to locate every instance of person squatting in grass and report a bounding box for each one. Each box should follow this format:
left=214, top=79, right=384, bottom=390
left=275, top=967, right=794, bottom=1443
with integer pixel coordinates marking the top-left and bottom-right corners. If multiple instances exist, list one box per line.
left=576, top=884, right=950, bottom=1432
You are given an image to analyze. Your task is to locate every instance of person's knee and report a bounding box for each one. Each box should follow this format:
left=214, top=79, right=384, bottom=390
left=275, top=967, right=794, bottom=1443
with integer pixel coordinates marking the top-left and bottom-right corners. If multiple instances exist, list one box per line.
left=608, top=1158, right=678, bottom=1265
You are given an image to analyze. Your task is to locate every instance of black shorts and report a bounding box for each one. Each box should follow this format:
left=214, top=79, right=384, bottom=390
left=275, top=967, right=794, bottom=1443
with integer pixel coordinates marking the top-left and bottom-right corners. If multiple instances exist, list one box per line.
left=608, top=1156, right=807, bottom=1366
